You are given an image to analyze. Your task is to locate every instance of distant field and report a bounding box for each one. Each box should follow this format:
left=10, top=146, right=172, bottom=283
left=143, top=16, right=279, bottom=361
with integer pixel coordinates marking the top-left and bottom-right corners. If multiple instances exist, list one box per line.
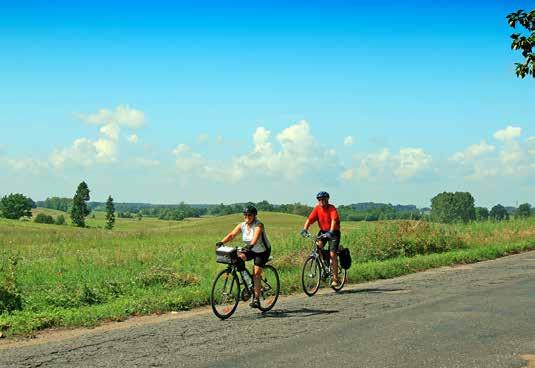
left=0, top=209, right=534, bottom=336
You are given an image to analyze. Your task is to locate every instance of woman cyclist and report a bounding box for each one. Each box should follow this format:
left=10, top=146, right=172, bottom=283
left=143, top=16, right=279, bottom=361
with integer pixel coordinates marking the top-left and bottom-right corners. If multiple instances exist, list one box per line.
left=216, top=205, right=271, bottom=308
left=301, top=191, right=342, bottom=287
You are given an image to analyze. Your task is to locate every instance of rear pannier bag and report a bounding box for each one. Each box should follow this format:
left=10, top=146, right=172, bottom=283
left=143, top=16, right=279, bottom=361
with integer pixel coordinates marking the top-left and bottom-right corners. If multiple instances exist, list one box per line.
left=339, top=247, right=352, bottom=270
left=216, top=246, right=238, bottom=264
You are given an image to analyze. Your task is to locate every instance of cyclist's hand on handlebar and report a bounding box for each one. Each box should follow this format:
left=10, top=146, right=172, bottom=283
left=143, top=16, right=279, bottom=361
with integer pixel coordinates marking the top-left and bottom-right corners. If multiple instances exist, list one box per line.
left=215, top=241, right=224, bottom=249
left=322, top=231, right=334, bottom=239
left=300, top=229, right=309, bottom=237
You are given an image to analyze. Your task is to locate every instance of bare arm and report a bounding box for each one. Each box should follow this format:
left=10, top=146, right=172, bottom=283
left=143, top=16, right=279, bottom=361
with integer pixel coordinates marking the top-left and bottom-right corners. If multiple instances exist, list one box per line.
left=250, top=223, right=264, bottom=246
left=220, top=223, right=242, bottom=244
left=303, top=219, right=311, bottom=231
left=330, top=218, right=336, bottom=232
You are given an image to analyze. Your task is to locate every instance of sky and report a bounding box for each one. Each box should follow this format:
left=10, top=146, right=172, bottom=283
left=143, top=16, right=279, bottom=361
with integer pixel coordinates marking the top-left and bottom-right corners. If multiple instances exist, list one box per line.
left=0, top=0, right=534, bottom=208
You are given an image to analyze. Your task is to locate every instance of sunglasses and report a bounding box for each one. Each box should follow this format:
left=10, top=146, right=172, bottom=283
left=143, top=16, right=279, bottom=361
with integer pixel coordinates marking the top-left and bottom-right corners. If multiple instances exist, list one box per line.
left=243, top=213, right=255, bottom=217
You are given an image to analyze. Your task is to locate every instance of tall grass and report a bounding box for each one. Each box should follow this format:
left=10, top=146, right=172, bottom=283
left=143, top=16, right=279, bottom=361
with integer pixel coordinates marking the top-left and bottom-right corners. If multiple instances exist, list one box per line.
left=0, top=212, right=534, bottom=336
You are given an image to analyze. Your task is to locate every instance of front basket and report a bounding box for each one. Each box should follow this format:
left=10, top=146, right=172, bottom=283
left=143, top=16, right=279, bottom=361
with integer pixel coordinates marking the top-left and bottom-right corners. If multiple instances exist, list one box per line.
left=216, top=246, right=238, bottom=264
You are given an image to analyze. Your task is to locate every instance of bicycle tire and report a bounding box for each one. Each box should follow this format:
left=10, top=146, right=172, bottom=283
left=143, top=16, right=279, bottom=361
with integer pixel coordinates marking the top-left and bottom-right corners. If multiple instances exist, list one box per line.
left=301, top=256, right=321, bottom=296
left=258, top=265, right=280, bottom=312
left=330, top=254, right=348, bottom=292
left=211, top=268, right=240, bottom=319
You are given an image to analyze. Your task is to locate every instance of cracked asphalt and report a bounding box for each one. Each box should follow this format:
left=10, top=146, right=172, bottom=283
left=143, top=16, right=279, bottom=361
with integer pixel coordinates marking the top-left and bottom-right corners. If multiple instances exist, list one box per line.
left=1, top=251, right=535, bottom=368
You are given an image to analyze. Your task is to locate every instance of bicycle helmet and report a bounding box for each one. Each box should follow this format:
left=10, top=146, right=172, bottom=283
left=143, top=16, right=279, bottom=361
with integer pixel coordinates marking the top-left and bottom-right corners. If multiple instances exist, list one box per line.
left=242, top=205, right=258, bottom=216
left=316, top=191, right=330, bottom=200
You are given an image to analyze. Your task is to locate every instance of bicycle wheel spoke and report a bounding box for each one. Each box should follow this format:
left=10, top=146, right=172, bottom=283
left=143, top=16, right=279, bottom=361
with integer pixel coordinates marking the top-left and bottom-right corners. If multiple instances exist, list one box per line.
left=211, top=269, right=240, bottom=319
left=258, top=265, right=280, bottom=312
left=301, top=256, right=321, bottom=296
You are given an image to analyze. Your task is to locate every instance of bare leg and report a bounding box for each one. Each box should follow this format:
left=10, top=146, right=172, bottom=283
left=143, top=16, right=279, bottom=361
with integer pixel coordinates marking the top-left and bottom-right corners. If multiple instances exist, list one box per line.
left=330, top=251, right=339, bottom=284
left=253, top=265, right=263, bottom=299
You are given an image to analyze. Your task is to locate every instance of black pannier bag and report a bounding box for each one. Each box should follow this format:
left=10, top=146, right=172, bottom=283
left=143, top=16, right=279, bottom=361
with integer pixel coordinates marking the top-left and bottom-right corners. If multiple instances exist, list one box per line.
left=339, top=247, right=352, bottom=270
left=216, top=246, right=238, bottom=264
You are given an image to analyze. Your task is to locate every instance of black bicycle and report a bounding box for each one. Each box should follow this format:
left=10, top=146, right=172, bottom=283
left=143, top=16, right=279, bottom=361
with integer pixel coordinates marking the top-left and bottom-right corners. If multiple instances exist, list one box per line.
left=300, top=232, right=347, bottom=296
left=211, top=246, right=280, bottom=319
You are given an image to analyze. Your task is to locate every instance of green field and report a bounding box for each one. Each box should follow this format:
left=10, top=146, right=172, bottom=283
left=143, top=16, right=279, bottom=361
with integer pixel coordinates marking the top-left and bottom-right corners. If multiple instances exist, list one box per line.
left=1, top=209, right=534, bottom=337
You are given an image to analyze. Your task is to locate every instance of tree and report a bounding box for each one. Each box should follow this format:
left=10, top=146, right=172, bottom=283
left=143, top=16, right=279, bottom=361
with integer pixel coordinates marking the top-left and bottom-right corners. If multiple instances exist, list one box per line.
left=490, top=204, right=509, bottom=221
left=71, top=181, right=91, bottom=227
left=430, top=192, right=476, bottom=223
left=0, top=193, right=33, bottom=219
left=516, top=203, right=532, bottom=218
left=507, top=8, right=535, bottom=78
left=136, top=211, right=143, bottom=221
left=105, top=195, right=115, bottom=230
left=475, top=207, right=489, bottom=221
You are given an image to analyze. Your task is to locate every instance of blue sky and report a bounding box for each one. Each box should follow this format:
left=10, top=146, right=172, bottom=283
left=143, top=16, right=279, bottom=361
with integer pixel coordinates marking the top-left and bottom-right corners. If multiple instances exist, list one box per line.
left=0, top=1, right=534, bottom=208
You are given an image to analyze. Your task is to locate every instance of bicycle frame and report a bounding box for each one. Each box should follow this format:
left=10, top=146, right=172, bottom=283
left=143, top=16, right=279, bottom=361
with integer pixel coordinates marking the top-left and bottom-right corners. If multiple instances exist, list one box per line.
left=306, top=236, right=332, bottom=280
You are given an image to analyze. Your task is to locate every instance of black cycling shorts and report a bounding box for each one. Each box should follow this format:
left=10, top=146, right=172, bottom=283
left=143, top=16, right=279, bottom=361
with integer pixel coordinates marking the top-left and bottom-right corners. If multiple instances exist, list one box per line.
left=238, top=249, right=271, bottom=268
left=317, top=230, right=341, bottom=253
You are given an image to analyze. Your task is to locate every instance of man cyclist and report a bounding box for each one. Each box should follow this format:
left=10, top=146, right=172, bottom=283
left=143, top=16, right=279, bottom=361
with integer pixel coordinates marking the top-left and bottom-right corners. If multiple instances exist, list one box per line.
left=216, top=205, right=271, bottom=308
left=300, top=191, right=341, bottom=287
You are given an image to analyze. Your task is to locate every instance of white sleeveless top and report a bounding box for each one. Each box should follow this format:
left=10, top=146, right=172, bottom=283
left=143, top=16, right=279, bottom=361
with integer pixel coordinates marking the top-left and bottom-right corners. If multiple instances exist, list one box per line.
left=240, top=219, right=271, bottom=253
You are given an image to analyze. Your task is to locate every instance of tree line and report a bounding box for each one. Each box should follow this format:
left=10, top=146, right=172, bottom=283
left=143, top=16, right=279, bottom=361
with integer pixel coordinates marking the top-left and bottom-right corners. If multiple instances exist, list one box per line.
left=1, top=185, right=533, bottom=227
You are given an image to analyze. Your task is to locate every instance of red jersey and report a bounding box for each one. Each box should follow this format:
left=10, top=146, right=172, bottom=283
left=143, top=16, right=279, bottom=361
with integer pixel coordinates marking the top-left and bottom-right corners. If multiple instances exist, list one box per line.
left=308, top=204, right=340, bottom=231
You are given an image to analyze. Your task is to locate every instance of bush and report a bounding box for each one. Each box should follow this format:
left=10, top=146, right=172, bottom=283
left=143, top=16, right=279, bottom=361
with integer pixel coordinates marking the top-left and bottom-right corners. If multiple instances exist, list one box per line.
left=0, top=256, right=22, bottom=313
left=55, top=214, right=66, bottom=225
left=34, top=213, right=55, bottom=224
left=346, top=221, right=466, bottom=262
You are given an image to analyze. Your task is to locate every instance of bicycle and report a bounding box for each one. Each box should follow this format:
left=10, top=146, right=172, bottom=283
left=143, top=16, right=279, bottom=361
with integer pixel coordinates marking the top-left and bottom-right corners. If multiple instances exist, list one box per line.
left=211, top=246, right=280, bottom=319
left=300, top=232, right=347, bottom=296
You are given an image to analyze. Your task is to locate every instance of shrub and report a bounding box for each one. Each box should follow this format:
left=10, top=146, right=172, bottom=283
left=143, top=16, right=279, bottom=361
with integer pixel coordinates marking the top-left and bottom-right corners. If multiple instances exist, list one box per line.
left=0, top=256, right=22, bottom=314
left=55, top=214, right=66, bottom=225
left=34, top=213, right=55, bottom=224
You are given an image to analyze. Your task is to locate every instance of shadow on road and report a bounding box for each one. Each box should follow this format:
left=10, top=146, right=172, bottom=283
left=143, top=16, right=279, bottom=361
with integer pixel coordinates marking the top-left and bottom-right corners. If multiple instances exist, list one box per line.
left=337, top=287, right=406, bottom=295
left=260, top=307, right=339, bottom=319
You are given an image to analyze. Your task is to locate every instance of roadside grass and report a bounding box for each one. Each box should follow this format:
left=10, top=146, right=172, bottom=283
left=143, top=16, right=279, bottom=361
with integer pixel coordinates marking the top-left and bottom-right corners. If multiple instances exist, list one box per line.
left=0, top=212, right=534, bottom=337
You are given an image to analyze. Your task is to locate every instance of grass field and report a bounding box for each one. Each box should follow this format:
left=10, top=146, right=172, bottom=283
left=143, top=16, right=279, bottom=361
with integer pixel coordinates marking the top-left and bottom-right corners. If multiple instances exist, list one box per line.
left=0, top=209, right=534, bottom=337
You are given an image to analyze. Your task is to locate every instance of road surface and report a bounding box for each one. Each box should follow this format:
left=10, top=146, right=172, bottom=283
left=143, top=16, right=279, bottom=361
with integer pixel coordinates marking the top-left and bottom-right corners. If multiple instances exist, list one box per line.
left=2, top=251, right=535, bottom=368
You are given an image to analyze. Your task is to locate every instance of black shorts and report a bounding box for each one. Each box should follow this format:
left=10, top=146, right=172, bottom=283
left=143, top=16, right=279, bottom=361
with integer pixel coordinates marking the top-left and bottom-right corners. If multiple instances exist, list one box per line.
left=317, top=230, right=341, bottom=253
left=239, top=249, right=271, bottom=268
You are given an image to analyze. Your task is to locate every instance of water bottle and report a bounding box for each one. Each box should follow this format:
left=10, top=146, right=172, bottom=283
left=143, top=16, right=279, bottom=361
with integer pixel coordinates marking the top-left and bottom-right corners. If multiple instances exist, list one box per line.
left=241, top=271, right=253, bottom=289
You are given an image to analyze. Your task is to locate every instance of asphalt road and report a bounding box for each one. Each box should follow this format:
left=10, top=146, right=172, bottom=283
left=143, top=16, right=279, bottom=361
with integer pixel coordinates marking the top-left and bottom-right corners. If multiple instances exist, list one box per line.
left=2, top=251, right=535, bottom=368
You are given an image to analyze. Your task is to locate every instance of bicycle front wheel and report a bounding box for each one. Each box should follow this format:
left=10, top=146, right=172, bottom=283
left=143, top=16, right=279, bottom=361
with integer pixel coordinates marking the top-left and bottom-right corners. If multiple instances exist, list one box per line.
left=301, top=256, right=321, bottom=296
left=211, top=269, right=240, bottom=319
left=258, top=265, right=280, bottom=312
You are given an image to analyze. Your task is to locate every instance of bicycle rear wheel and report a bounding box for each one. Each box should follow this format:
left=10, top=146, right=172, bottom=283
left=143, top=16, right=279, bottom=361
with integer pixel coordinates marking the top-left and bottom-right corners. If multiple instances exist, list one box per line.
left=258, top=265, right=280, bottom=312
left=330, top=256, right=347, bottom=292
left=301, top=256, right=321, bottom=296
left=211, top=269, right=240, bottom=319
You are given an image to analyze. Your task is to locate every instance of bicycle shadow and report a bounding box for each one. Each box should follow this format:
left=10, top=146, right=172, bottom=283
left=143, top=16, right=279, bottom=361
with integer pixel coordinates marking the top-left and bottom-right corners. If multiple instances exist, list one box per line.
left=259, top=307, right=339, bottom=319
left=337, top=287, right=407, bottom=295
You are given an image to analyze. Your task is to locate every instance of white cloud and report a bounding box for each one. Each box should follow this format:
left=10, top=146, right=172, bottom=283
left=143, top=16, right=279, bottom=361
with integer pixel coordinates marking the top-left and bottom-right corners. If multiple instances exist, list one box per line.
left=450, top=140, right=495, bottom=162
left=170, top=120, right=340, bottom=184
left=493, top=126, right=521, bottom=141
left=100, top=124, right=120, bottom=140
left=2, top=157, right=49, bottom=173
left=450, top=132, right=534, bottom=180
left=172, top=144, right=190, bottom=155
left=356, top=148, right=392, bottom=179
left=76, top=105, right=145, bottom=129
left=351, top=147, right=432, bottom=181
left=344, top=136, right=354, bottom=145
left=394, top=148, right=432, bottom=180
left=51, top=137, right=117, bottom=169
left=127, top=134, right=139, bottom=144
